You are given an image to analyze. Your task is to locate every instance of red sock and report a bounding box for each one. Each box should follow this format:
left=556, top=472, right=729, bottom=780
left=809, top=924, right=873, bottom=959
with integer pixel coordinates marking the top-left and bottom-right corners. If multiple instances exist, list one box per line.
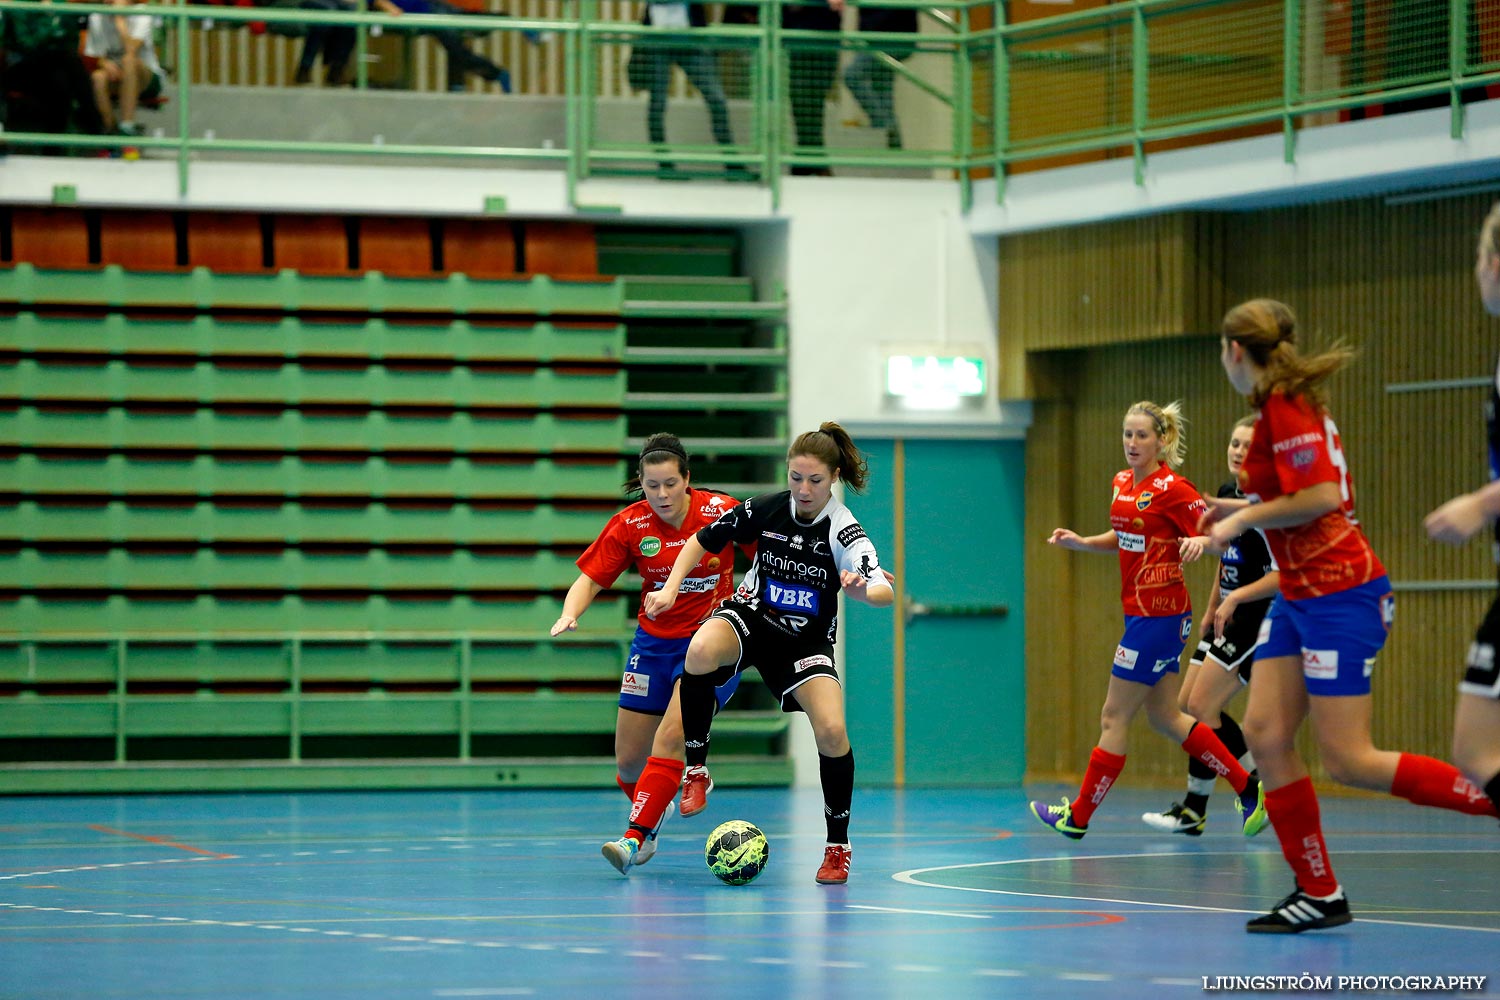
left=1391, top=753, right=1499, bottom=818
left=616, top=773, right=637, bottom=802
left=1265, top=777, right=1338, bottom=897
left=624, top=756, right=685, bottom=844
left=1181, top=722, right=1252, bottom=793
left=1071, top=747, right=1125, bottom=827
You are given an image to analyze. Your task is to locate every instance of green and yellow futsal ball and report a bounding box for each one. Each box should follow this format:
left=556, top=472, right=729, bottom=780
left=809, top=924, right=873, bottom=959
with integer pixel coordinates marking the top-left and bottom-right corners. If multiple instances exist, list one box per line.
left=704, top=820, right=769, bottom=885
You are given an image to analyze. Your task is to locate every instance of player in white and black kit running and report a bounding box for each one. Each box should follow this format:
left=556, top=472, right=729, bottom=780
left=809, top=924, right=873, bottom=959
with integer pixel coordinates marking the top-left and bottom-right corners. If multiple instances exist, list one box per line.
left=1144, top=416, right=1279, bottom=835
left=1423, top=201, right=1500, bottom=818
left=640, top=422, right=894, bottom=885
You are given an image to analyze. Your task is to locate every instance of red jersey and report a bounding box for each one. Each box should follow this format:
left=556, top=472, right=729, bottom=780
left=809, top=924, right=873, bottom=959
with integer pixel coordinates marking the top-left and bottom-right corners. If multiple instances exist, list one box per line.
left=575, top=489, right=741, bottom=639
left=1241, top=391, right=1384, bottom=600
left=1109, top=467, right=1206, bottom=617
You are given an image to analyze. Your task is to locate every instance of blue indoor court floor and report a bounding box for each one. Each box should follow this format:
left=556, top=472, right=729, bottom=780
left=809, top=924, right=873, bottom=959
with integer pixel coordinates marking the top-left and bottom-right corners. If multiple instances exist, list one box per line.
left=1, top=785, right=1496, bottom=1000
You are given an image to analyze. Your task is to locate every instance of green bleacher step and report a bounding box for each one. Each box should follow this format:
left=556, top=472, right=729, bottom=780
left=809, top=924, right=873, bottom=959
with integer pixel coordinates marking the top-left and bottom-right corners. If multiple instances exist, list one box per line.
left=1, top=455, right=628, bottom=500
left=1, top=595, right=623, bottom=634
left=621, top=346, right=787, bottom=366
left=624, top=391, right=787, bottom=411
left=3, top=361, right=625, bottom=410
left=3, top=407, right=626, bottom=454
left=625, top=436, right=788, bottom=457
left=2, top=548, right=584, bottom=591
left=4, top=500, right=613, bottom=546
left=3, top=313, right=626, bottom=363
left=0, top=634, right=637, bottom=685
left=0, top=265, right=625, bottom=316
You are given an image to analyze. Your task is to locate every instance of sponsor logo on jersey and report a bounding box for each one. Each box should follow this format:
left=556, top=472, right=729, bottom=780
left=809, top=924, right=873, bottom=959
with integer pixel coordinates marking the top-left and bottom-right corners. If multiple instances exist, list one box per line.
left=858, top=553, right=878, bottom=580
left=794, top=653, right=833, bottom=673
left=1274, top=431, right=1322, bottom=453
left=778, top=614, right=810, bottom=633
left=1135, top=490, right=1154, bottom=511
left=700, top=496, right=727, bottom=516
left=767, top=581, right=819, bottom=614
left=1113, top=645, right=1139, bottom=670
left=812, top=540, right=829, bottom=555
left=678, top=576, right=718, bottom=594
left=1152, top=657, right=1177, bottom=673
left=1302, top=648, right=1338, bottom=680
left=1289, top=446, right=1318, bottom=470
left=1152, top=476, right=1173, bottom=490
left=621, top=671, right=650, bottom=697
left=762, top=531, right=788, bottom=542
left=791, top=535, right=804, bottom=550
left=1117, top=531, right=1145, bottom=553
left=836, top=523, right=866, bottom=547
left=1223, top=544, right=1242, bottom=564
left=1179, top=617, right=1193, bottom=641
left=706, top=556, right=721, bottom=571
left=639, top=536, right=661, bottom=557
left=764, top=551, right=828, bottom=582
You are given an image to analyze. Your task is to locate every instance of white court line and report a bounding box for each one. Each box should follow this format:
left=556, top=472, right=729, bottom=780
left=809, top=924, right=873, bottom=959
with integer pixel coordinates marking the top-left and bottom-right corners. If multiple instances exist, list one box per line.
left=893, top=849, right=1500, bottom=933
left=847, top=904, right=990, bottom=920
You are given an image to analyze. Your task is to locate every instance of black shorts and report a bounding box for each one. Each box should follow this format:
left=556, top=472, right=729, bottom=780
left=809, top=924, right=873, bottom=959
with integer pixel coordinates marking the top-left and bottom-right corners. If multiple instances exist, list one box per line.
left=708, top=598, right=838, bottom=712
left=1188, top=600, right=1269, bottom=684
left=1462, top=595, right=1500, bottom=699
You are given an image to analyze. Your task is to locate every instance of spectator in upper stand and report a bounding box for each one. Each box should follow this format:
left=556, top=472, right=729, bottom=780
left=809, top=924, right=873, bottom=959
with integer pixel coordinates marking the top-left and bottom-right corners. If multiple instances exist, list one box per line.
left=373, top=0, right=512, bottom=93
left=259, top=0, right=357, bottom=87
left=1, top=0, right=106, bottom=142
left=83, top=0, right=167, bottom=136
left=782, top=0, right=844, bottom=176
left=635, top=1, right=739, bottom=178
left=842, top=1, right=916, bottom=149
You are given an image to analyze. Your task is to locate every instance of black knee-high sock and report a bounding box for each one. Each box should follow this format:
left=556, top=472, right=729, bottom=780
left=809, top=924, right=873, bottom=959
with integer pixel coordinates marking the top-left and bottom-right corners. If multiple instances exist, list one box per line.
left=679, top=671, right=716, bottom=768
left=1184, top=751, right=1216, bottom=816
left=819, top=749, right=855, bottom=844
left=1486, top=771, right=1500, bottom=818
left=1214, top=712, right=1250, bottom=766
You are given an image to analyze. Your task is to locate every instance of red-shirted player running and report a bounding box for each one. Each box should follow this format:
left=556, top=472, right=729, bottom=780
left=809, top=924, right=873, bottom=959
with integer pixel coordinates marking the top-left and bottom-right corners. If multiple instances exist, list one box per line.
left=551, top=434, right=746, bottom=873
left=1031, top=400, right=1269, bottom=841
left=1208, top=299, right=1497, bottom=934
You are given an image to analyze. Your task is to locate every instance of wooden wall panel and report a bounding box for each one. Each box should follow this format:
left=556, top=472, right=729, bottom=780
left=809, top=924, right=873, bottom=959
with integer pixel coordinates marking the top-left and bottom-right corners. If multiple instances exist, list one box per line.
left=999, top=211, right=1226, bottom=392
left=1015, top=192, right=1499, bottom=789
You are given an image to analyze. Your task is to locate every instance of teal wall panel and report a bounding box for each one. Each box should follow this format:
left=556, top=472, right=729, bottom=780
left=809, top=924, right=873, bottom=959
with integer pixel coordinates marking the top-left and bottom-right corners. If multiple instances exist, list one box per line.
left=846, top=437, right=1026, bottom=788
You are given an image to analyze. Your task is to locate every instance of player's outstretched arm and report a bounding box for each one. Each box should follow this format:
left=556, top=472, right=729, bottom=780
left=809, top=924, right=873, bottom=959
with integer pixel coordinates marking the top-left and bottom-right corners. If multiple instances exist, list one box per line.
left=1426, top=480, right=1500, bottom=545
left=551, top=574, right=604, bottom=636
left=1048, top=528, right=1117, bottom=553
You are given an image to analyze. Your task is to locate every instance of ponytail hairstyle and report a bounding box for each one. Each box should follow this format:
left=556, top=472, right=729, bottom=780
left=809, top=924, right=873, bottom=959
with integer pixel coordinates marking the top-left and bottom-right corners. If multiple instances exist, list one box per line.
left=1125, top=400, right=1187, bottom=470
left=1221, top=298, right=1354, bottom=410
left=623, top=432, right=690, bottom=494
left=788, top=421, right=870, bottom=494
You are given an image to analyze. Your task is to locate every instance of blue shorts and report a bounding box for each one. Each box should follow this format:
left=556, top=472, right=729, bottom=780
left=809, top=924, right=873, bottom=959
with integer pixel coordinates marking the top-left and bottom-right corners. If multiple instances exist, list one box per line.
left=1254, top=576, right=1394, bottom=697
left=1111, top=613, right=1193, bottom=685
left=618, top=627, right=741, bottom=714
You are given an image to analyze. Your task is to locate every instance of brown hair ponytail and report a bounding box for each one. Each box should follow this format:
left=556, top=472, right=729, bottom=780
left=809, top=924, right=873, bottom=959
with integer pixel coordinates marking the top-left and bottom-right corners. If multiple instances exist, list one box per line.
left=1222, top=298, right=1354, bottom=410
left=788, top=421, right=870, bottom=493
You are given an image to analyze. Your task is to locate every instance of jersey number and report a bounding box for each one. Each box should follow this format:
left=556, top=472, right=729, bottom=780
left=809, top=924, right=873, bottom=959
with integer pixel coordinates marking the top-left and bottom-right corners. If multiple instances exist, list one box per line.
left=1324, top=414, right=1352, bottom=506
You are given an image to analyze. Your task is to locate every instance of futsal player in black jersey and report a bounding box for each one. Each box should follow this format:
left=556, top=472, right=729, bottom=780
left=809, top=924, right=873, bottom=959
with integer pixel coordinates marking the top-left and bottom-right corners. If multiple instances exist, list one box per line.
left=1143, top=416, right=1278, bottom=834
left=1423, top=201, right=1500, bottom=817
left=639, top=422, right=894, bottom=884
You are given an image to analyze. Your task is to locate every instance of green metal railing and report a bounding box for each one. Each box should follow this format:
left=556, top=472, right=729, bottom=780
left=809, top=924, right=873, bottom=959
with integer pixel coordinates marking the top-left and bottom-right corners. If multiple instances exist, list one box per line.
left=2, top=0, right=1496, bottom=209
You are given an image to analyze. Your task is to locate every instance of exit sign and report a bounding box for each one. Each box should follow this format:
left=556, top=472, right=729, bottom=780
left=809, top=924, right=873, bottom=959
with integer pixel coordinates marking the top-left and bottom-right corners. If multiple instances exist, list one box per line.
left=886, top=355, right=987, bottom=408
